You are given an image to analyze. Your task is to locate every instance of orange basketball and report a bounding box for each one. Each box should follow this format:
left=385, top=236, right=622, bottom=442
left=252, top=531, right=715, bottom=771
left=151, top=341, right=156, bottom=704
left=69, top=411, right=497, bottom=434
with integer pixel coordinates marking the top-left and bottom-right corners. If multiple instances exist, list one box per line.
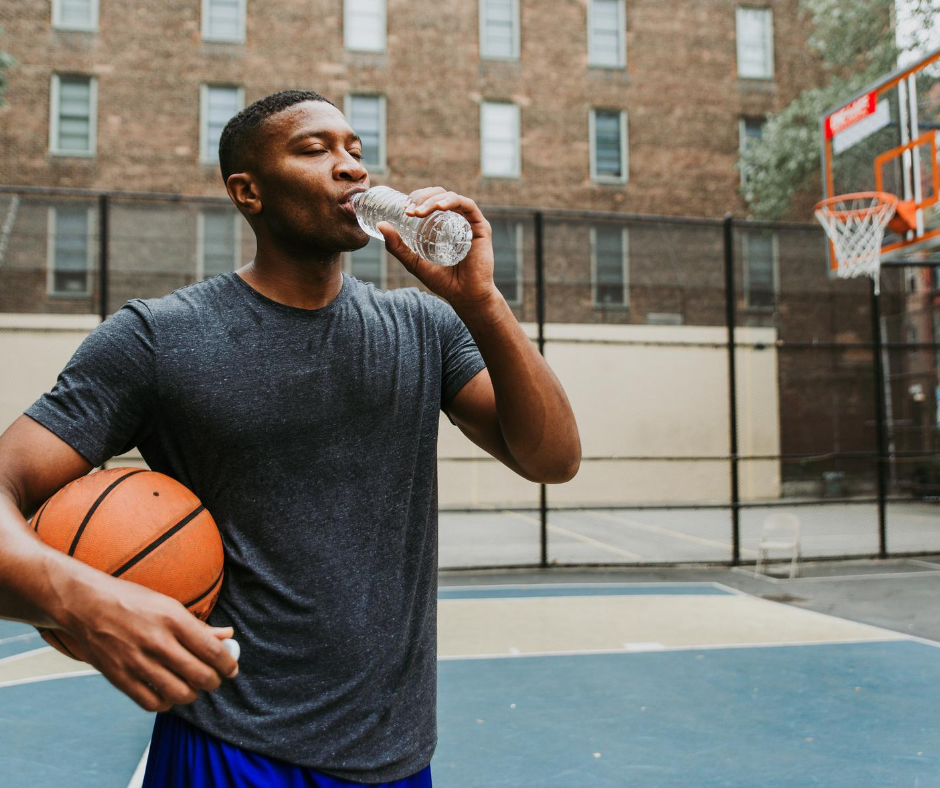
left=31, top=467, right=224, bottom=662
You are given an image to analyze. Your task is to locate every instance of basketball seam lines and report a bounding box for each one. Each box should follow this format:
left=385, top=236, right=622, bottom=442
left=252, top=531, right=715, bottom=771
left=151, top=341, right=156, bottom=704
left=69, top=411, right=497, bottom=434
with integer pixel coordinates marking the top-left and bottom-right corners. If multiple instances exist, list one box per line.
left=39, top=627, right=79, bottom=660
left=112, top=505, right=206, bottom=578
left=184, top=568, right=223, bottom=609
left=67, top=469, right=147, bottom=557
left=32, top=499, right=50, bottom=534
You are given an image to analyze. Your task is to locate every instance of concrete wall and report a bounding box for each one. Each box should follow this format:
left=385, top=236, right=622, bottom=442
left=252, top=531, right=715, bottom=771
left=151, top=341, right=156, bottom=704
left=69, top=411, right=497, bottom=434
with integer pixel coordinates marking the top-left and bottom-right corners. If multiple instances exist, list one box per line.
left=1, top=316, right=780, bottom=507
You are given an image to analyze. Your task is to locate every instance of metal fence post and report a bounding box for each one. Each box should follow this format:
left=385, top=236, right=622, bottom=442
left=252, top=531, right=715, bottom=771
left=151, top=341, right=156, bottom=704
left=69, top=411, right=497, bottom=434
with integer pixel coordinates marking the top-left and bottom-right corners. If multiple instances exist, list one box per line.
left=98, top=193, right=109, bottom=322
left=535, top=211, right=548, bottom=568
left=870, top=281, right=888, bottom=557
left=723, top=214, right=741, bottom=565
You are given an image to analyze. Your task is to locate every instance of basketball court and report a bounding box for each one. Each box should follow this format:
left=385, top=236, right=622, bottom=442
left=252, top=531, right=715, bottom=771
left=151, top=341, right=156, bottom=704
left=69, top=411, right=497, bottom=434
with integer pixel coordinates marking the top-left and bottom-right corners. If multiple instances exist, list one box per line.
left=4, top=578, right=940, bottom=787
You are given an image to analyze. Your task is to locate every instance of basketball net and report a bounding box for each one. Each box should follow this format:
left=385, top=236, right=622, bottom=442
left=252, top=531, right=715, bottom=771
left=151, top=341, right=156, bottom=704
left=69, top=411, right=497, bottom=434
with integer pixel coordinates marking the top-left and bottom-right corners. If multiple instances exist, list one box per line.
left=814, top=192, right=898, bottom=296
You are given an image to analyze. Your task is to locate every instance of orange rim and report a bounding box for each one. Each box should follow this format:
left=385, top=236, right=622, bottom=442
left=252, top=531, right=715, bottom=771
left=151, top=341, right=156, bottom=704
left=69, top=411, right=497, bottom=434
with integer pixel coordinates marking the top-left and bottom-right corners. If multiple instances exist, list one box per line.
left=814, top=191, right=898, bottom=219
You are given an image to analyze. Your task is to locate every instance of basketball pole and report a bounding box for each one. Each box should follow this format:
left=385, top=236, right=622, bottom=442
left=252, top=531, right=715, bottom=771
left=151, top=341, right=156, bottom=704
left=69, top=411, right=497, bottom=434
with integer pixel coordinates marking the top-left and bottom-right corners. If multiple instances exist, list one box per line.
left=869, top=278, right=888, bottom=558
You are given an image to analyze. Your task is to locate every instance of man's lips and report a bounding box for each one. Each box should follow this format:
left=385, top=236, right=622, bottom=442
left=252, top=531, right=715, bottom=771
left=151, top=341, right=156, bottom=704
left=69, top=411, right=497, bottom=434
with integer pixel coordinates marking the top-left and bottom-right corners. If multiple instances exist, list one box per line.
left=339, top=188, right=367, bottom=218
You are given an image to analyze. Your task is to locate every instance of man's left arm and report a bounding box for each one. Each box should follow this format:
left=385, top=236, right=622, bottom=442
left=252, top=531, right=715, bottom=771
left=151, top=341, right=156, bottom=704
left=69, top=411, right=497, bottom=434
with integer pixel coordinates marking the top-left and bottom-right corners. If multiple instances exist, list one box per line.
left=377, top=188, right=581, bottom=484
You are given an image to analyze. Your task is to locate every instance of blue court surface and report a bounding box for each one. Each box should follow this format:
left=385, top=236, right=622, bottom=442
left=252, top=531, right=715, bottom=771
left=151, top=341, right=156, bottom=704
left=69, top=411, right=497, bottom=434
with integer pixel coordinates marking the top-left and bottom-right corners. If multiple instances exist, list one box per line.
left=2, top=583, right=940, bottom=787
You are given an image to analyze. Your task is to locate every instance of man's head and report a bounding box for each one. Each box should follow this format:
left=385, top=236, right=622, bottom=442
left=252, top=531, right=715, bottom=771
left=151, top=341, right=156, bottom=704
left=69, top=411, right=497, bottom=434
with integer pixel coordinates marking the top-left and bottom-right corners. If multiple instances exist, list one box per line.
left=220, top=89, right=370, bottom=258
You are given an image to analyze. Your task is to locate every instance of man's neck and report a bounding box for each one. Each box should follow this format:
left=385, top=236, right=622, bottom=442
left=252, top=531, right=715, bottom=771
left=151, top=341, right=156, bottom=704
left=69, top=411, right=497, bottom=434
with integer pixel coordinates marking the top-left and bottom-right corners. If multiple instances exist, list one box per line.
left=236, top=252, right=344, bottom=311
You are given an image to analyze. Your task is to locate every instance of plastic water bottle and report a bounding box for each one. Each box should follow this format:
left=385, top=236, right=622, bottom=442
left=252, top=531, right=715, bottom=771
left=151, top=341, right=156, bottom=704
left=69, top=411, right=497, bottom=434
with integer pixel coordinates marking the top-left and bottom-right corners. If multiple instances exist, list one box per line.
left=351, top=186, right=473, bottom=266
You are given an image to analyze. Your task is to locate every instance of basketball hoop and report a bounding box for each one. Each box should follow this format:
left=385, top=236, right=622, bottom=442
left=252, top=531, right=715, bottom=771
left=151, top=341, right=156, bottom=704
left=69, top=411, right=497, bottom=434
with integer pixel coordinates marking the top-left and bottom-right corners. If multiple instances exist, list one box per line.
left=814, top=192, right=898, bottom=295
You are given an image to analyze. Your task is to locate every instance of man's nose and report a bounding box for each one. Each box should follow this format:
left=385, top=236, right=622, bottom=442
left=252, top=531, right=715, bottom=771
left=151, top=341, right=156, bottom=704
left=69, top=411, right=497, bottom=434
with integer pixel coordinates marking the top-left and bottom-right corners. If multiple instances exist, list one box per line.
left=336, top=152, right=367, bottom=181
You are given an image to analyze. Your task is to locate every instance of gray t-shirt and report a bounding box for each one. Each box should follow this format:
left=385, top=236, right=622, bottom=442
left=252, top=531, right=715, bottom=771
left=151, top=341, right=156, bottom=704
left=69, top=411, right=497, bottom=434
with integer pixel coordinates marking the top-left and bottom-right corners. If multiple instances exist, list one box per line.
left=25, top=272, right=486, bottom=782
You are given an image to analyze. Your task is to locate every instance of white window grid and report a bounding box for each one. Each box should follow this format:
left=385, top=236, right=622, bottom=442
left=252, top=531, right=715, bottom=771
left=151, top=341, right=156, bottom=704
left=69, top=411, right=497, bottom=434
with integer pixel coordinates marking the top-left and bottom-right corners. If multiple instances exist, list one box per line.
left=49, top=74, right=97, bottom=157
left=52, top=0, right=98, bottom=31
left=588, top=0, right=626, bottom=69
left=742, top=230, right=778, bottom=309
left=197, top=209, right=241, bottom=280
left=202, top=0, right=247, bottom=43
left=590, top=226, right=629, bottom=308
left=200, top=84, right=244, bottom=165
left=492, top=219, right=523, bottom=306
left=47, top=205, right=93, bottom=298
left=590, top=109, right=628, bottom=183
left=344, top=94, right=386, bottom=172
left=344, top=0, right=386, bottom=52
left=736, top=7, right=774, bottom=80
left=480, top=0, right=520, bottom=61
left=481, top=101, right=521, bottom=178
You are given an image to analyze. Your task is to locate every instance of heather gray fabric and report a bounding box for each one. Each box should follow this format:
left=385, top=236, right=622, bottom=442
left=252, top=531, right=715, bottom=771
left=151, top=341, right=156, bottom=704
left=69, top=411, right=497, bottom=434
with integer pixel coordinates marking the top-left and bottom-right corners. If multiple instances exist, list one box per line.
left=25, top=272, right=486, bottom=782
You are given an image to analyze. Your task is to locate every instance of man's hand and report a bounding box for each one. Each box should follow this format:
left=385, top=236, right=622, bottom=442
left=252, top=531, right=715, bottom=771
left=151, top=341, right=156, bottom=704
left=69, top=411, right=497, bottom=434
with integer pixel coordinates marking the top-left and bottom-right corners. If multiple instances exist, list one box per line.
left=57, top=570, right=238, bottom=712
left=377, top=187, right=500, bottom=313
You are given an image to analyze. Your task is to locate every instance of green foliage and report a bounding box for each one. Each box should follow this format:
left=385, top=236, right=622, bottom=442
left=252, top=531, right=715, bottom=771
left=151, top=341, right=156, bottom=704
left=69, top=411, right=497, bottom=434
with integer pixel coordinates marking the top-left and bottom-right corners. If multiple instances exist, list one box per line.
left=0, top=26, right=14, bottom=108
left=739, top=0, right=940, bottom=219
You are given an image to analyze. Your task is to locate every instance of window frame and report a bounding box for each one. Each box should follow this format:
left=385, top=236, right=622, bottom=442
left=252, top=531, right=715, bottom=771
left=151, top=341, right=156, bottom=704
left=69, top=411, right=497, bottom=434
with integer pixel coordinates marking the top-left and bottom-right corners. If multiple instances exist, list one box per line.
left=480, top=101, right=521, bottom=179
left=49, top=74, right=98, bottom=158
left=343, top=0, right=387, bottom=53
left=587, top=0, right=626, bottom=69
left=738, top=116, right=765, bottom=187
left=480, top=0, right=520, bottom=61
left=344, top=238, right=387, bottom=289
left=344, top=93, right=387, bottom=173
left=201, top=0, right=247, bottom=43
left=735, top=6, right=774, bottom=80
left=47, top=205, right=93, bottom=298
left=200, top=84, right=245, bottom=166
left=590, top=108, right=628, bottom=184
left=491, top=219, right=523, bottom=306
left=590, top=225, right=630, bottom=309
left=742, top=230, right=778, bottom=310
left=52, top=0, right=99, bottom=32
left=197, top=209, right=242, bottom=280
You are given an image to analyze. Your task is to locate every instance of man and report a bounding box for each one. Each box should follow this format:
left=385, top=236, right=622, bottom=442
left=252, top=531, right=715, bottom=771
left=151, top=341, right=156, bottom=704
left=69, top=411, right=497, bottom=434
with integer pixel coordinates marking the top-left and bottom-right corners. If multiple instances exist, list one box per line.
left=0, top=89, right=580, bottom=786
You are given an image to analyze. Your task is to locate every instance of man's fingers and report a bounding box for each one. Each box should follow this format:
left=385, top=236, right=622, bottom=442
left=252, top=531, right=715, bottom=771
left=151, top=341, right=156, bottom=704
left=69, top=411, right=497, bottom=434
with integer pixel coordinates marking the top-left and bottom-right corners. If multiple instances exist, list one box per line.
left=406, top=187, right=446, bottom=210
left=174, top=618, right=238, bottom=679
left=110, top=670, right=174, bottom=713
left=135, top=660, right=199, bottom=707
left=378, top=222, right=422, bottom=270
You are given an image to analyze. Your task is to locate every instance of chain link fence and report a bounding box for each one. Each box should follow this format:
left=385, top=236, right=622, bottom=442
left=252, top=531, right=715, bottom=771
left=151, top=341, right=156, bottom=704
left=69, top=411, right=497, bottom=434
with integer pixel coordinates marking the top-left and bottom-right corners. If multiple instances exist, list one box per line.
left=2, top=186, right=939, bottom=569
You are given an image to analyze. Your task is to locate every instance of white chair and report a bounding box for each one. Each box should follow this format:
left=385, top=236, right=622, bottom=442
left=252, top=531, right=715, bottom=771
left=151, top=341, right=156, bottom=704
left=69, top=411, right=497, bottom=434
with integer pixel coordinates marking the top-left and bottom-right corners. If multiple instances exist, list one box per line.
left=754, top=513, right=801, bottom=579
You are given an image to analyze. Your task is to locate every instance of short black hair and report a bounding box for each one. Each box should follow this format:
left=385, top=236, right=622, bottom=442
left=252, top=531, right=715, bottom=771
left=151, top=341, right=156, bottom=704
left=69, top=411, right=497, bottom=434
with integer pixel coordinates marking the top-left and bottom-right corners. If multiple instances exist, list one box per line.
left=218, top=89, right=336, bottom=183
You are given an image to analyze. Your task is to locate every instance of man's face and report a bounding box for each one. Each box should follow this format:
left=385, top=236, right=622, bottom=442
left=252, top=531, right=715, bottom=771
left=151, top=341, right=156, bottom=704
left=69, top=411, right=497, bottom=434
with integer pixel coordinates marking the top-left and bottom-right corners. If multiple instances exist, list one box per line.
left=250, top=100, right=371, bottom=255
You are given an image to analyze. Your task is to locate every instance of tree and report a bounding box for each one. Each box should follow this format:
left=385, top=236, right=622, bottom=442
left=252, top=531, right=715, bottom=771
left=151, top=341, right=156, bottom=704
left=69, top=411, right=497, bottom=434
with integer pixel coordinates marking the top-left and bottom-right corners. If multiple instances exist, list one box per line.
left=739, top=0, right=940, bottom=220
left=0, top=26, right=14, bottom=107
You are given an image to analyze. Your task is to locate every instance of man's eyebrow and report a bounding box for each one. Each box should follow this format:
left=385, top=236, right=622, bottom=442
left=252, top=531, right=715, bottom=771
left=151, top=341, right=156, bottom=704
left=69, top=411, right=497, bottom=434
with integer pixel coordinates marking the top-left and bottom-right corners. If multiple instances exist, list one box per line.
left=289, top=129, right=362, bottom=145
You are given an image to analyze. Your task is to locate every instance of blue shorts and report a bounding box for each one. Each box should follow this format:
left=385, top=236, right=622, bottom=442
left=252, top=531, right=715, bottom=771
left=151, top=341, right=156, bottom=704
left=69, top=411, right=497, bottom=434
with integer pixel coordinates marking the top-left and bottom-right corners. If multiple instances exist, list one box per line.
left=141, top=712, right=433, bottom=788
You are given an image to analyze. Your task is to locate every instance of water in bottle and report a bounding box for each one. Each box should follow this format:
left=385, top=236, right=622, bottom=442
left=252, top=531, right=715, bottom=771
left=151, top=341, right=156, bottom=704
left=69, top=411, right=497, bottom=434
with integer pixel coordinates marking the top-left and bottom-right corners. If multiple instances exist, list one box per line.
left=351, top=186, right=473, bottom=266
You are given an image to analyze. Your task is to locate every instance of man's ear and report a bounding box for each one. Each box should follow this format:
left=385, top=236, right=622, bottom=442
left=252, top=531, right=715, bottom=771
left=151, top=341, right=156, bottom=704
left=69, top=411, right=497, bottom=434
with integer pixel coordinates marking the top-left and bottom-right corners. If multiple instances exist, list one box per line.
left=226, top=173, right=261, bottom=216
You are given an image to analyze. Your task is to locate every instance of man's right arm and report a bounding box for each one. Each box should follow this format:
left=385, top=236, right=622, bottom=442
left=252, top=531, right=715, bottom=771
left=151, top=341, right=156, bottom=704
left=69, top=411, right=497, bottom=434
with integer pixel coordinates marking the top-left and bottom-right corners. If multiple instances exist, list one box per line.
left=0, top=415, right=238, bottom=711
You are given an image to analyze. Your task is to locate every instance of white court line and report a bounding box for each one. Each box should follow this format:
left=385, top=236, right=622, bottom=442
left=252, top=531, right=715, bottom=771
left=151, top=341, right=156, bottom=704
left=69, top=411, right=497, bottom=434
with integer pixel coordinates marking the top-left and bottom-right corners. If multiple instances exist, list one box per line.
left=0, top=670, right=98, bottom=689
left=0, top=631, right=40, bottom=646
left=439, top=636, right=904, bottom=661
left=907, top=559, right=940, bottom=569
left=440, top=581, right=733, bottom=591
left=503, top=511, right=645, bottom=560
left=0, top=645, right=53, bottom=665
left=733, top=565, right=940, bottom=584
left=587, top=510, right=758, bottom=557
left=126, top=745, right=150, bottom=788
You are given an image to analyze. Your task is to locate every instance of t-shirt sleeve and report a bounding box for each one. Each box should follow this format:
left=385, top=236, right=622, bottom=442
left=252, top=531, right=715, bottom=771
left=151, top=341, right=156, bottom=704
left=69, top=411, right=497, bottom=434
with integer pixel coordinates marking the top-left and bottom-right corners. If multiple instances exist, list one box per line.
left=424, top=294, right=486, bottom=414
left=24, top=300, right=158, bottom=467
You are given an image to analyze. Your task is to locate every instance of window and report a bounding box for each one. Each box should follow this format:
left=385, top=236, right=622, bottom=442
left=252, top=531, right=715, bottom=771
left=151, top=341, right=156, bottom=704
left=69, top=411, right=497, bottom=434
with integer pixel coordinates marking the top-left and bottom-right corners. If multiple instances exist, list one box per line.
left=591, top=226, right=628, bottom=307
left=345, top=95, right=385, bottom=171
left=736, top=7, right=773, bottom=79
left=738, top=117, right=765, bottom=186
left=201, top=85, right=244, bottom=165
left=481, top=102, right=520, bottom=178
left=591, top=109, right=627, bottom=183
left=743, top=231, right=777, bottom=309
left=49, top=206, right=91, bottom=296
left=200, top=210, right=239, bottom=279
left=344, top=0, right=386, bottom=52
left=480, top=0, right=519, bottom=60
left=50, top=75, right=97, bottom=156
left=346, top=237, right=384, bottom=288
left=491, top=220, right=522, bottom=305
left=588, top=0, right=625, bottom=68
left=52, top=0, right=98, bottom=30
left=202, top=0, right=246, bottom=42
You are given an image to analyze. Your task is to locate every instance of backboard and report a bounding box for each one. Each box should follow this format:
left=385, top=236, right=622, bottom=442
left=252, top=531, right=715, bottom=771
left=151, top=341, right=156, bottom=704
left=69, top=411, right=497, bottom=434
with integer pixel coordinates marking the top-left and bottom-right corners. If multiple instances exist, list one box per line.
left=820, top=46, right=940, bottom=270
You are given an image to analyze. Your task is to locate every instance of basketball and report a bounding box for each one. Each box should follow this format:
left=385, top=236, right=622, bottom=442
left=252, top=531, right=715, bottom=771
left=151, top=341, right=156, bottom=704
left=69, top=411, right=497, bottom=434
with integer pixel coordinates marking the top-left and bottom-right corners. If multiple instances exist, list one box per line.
left=30, top=467, right=224, bottom=662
